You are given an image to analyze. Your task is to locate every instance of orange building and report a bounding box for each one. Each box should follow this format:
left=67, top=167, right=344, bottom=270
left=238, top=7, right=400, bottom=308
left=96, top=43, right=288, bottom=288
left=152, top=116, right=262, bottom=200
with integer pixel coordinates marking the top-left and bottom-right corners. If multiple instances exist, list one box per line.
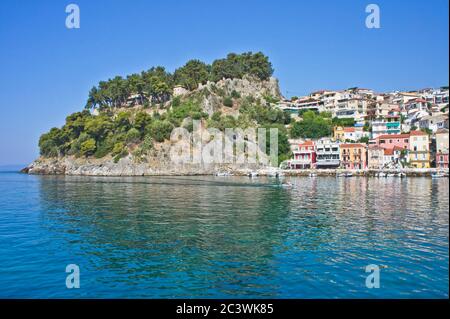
left=340, top=143, right=368, bottom=169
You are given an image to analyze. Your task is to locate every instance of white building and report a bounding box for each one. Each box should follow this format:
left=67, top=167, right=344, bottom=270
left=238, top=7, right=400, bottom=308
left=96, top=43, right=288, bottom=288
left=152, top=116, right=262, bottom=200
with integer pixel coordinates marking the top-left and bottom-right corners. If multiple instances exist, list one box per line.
left=315, top=138, right=340, bottom=168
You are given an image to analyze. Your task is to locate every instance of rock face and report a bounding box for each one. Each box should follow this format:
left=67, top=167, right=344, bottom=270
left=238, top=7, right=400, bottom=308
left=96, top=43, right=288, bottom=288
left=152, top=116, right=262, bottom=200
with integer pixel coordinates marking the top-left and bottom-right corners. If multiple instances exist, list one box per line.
left=196, top=76, right=282, bottom=115
left=200, top=76, right=281, bottom=100
left=24, top=156, right=267, bottom=176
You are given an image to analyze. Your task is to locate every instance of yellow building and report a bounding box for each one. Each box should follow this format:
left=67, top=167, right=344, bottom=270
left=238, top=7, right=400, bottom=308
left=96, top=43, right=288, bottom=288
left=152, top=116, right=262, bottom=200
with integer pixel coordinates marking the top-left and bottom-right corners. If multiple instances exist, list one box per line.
left=333, top=126, right=345, bottom=141
left=408, top=130, right=430, bottom=168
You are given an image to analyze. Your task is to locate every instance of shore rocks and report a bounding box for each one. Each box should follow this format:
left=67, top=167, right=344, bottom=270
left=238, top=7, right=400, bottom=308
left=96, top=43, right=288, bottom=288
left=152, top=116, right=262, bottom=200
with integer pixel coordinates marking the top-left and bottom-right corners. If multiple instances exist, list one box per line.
left=23, top=157, right=448, bottom=178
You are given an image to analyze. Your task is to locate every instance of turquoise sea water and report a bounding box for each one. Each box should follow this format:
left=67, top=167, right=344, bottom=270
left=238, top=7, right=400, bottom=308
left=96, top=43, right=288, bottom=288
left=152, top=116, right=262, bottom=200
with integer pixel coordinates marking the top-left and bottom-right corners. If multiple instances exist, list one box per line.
left=0, top=172, right=448, bottom=298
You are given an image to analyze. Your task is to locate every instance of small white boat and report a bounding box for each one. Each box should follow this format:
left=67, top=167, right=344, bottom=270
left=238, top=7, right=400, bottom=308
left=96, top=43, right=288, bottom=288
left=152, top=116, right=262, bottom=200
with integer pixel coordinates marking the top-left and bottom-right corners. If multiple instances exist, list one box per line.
left=215, top=172, right=231, bottom=177
left=387, top=173, right=396, bottom=177
left=309, top=173, right=317, bottom=177
left=432, top=173, right=446, bottom=179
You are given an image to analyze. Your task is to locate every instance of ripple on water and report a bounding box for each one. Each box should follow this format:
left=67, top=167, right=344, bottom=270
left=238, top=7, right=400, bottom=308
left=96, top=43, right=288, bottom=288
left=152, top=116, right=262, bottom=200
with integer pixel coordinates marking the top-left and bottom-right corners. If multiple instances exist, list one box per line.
left=0, top=173, right=448, bottom=298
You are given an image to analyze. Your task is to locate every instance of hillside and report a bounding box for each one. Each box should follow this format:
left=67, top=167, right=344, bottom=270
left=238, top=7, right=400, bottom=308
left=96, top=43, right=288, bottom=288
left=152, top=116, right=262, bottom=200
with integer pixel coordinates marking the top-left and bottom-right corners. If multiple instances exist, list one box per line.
left=24, top=52, right=292, bottom=175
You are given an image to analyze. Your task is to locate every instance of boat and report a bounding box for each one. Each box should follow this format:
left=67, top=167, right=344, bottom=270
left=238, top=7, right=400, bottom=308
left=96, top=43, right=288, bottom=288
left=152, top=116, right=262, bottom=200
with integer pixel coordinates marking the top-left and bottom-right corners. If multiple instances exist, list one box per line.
left=215, top=172, right=231, bottom=177
left=309, top=173, right=317, bottom=177
left=280, top=182, right=292, bottom=188
left=337, top=172, right=353, bottom=177
left=432, top=172, right=446, bottom=179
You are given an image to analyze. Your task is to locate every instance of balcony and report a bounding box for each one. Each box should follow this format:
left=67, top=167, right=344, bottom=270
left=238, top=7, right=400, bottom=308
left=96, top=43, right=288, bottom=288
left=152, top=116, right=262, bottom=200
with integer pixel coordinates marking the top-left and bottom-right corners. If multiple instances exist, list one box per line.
left=316, top=159, right=340, bottom=167
left=290, top=159, right=312, bottom=165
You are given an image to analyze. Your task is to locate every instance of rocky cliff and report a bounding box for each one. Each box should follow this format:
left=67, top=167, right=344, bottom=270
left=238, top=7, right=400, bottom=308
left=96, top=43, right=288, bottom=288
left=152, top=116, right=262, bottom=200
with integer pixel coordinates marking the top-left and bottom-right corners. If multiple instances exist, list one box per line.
left=24, top=76, right=283, bottom=176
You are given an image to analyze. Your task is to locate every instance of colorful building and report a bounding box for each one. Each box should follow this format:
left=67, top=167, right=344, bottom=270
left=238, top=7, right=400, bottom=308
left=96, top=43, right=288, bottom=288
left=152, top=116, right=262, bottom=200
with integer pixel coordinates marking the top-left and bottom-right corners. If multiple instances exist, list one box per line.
left=371, top=116, right=401, bottom=139
left=376, top=133, right=410, bottom=150
left=289, top=140, right=316, bottom=169
left=436, top=128, right=449, bottom=169
left=339, top=143, right=367, bottom=169
left=333, top=126, right=345, bottom=141
left=334, top=126, right=368, bottom=142
left=408, top=130, right=430, bottom=168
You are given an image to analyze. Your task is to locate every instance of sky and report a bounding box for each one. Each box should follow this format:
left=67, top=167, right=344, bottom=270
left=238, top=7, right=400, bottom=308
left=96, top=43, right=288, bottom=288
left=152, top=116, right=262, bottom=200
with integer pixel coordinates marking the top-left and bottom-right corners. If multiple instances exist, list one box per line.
left=0, top=0, right=448, bottom=166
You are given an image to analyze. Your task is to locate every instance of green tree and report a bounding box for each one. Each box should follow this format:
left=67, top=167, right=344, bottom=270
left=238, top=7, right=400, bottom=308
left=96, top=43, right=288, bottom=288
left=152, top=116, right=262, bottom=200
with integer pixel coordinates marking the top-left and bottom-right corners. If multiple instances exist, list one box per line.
left=174, top=59, right=210, bottom=91
left=290, top=111, right=332, bottom=138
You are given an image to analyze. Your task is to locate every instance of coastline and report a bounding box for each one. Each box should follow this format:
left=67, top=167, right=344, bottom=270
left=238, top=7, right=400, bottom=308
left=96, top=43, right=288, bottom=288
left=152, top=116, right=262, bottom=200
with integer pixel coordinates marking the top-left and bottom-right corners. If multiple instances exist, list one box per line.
left=21, top=158, right=449, bottom=177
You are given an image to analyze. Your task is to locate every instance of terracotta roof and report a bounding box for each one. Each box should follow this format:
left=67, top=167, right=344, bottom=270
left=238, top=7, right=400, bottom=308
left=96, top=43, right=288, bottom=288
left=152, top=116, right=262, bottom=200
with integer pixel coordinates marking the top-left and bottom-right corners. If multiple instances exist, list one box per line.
left=299, top=140, right=315, bottom=147
left=344, top=127, right=355, bottom=132
left=407, top=98, right=427, bottom=104
left=341, top=143, right=366, bottom=148
left=376, top=133, right=410, bottom=140
left=436, top=128, right=449, bottom=134
left=409, top=130, right=427, bottom=136
left=384, top=148, right=394, bottom=155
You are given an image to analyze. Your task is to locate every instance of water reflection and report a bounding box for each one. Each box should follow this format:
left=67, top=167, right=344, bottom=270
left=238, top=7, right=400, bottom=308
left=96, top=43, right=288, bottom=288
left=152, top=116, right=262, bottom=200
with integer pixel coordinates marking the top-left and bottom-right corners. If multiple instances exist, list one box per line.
left=19, top=175, right=450, bottom=297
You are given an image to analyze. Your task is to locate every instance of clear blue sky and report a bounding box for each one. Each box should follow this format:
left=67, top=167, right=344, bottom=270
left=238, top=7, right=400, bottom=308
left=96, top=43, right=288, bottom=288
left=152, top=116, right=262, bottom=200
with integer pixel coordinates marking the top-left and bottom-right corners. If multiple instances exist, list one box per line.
left=0, top=0, right=448, bottom=165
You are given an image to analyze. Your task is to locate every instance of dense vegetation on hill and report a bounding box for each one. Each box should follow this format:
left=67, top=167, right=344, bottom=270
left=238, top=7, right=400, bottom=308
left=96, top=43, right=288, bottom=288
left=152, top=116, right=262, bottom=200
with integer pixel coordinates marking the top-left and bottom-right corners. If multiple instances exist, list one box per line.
left=85, top=52, right=273, bottom=109
left=290, top=110, right=355, bottom=139
left=38, top=52, right=291, bottom=165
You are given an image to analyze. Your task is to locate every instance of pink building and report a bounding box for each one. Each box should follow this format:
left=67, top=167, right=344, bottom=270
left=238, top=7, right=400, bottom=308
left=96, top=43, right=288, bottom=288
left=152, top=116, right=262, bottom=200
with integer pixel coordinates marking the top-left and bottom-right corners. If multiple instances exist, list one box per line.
left=436, top=152, right=449, bottom=169
left=375, top=133, right=409, bottom=150
left=290, top=141, right=316, bottom=169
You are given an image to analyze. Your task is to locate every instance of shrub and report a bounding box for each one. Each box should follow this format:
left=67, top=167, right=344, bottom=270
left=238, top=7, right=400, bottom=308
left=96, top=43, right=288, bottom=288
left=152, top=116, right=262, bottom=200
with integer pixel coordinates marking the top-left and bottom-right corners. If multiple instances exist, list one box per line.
left=126, top=128, right=141, bottom=144
left=80, top=138, right=96, bottom=156
left=231, top=90, right=241, bottom=99
left=223, top=97, right=233, bottom=107
left=112, top=142, right=128, bottom=163
left=146, top=120, right=174, bottom=142
left=94, top=138, right=114, bottom=158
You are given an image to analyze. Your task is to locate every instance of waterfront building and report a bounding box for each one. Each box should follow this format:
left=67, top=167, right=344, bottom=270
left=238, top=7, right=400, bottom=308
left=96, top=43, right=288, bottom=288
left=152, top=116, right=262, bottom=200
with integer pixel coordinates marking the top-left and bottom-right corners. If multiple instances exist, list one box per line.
left=408, top=130, right=430, bottom=168
left=289, top=140, right=316, bottom=169
left=383, top=147, right=403, bottom=167
left=368, top=145, right=385, bottom=169
left=375, top=133, right=410, bottom=150
left=315, top=138, right=340, bottom=168
left=339, top=143, right=367, bottom=169
left=436, top=128, right=449, bottom=153
left=436, top=152, right=449, bottom=169
left=436, top=128, right=449, bottom=169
